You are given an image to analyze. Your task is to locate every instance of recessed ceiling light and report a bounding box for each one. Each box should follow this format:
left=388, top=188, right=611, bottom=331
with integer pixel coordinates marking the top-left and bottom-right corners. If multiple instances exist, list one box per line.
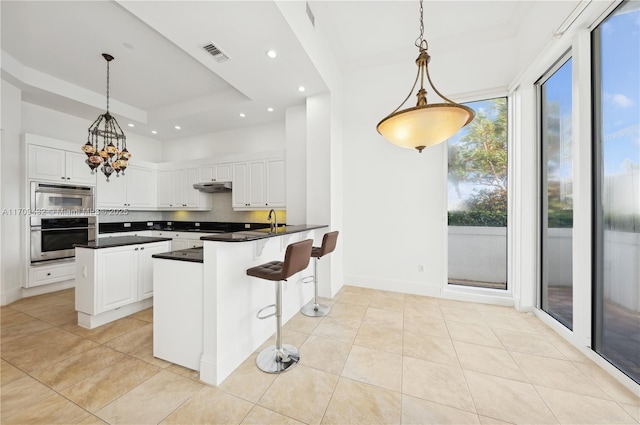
left=127, top=123, right=135, bottom=127
left=174, top=125, right=181, bottom=130
left=123, top=42, right=134, bottom=49
left=151, top=130, right=158, bottom=134
left=267, top=107, right=274, bottom=112
left=298, top=86, right=306, bottom=92
left=239, top=113, right=246, bottom=118
left=266, top=50, right=277, bottom=59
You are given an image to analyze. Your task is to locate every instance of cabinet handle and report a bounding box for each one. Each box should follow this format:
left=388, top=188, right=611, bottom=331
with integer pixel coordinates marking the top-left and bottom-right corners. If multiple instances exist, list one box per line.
left=47, top=272, right=51, bottom=276
left=141, top=247, right=145, bottom=250
left=61, top=177, right=65, bottom=180
left=135, top=247, right=139, bottom=251
left=66, top=177, right=71, bottom=180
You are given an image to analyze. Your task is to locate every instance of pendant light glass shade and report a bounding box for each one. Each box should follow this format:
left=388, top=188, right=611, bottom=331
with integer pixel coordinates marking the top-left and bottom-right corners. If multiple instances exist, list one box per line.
left=377, top=103, right=474, bottom=152
left=377, top=1, right=474, bottom=153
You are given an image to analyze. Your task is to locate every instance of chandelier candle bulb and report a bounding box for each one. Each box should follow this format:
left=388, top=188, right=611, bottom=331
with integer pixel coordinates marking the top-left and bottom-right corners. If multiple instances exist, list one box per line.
left=81, top=53, right=129, bottom=181
left=376, top=0, right=475, bottom=152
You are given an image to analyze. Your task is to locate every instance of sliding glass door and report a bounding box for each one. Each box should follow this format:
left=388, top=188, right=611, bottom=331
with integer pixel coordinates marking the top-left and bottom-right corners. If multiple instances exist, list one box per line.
left=538, top=55, right=574, bottom=329
left=593, top=1, right=640, bottom=384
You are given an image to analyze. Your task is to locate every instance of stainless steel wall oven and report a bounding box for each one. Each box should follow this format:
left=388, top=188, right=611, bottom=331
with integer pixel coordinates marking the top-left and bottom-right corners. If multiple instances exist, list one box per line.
left=31, top=182, right=94, bottom=214
left=30, top=216, right=96, bottom=263
left=29, top=182, right=96, bottom=264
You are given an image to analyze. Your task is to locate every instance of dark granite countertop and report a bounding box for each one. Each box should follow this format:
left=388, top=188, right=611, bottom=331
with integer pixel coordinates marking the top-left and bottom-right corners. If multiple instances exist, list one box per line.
left=200, top=224, right=328, bottom=242
left=152, top=247, right=203, bottom=263
left=99, top=221, right=271, bottom=234
left=75, top=236, right=173, bottom=249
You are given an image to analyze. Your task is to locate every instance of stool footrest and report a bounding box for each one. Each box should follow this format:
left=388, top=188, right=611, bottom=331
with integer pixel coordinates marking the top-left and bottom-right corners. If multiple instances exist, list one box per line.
left=256, top=304, right=276, bottom=320
left=301, top=275, right=315, bottom=284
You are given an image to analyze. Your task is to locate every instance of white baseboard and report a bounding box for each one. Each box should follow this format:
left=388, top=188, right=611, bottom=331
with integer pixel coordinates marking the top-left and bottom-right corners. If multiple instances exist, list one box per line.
left=1, top=287, right=22, bottom=306
left=22, top=280, right=75, bottom=298
left=344, top=275, right=443, bottom=298
left=344, top=275, right=514, bottom=306
left=77, top=298, right=153, bottom=329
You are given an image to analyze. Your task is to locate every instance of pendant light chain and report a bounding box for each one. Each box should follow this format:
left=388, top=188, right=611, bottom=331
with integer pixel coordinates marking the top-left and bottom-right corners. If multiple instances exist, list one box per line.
left=105, top=59, right=110, bottom=114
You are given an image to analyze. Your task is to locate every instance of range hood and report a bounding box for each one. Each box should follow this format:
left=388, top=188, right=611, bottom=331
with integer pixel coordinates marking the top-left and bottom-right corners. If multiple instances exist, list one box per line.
left=193, top=181, right=232, bottom=193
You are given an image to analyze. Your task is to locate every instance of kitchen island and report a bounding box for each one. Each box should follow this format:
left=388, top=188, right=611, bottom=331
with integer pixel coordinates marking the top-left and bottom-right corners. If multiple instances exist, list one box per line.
left=75, top=236, right=171, bottom=329
left=152, top=224, right=327, bottom=386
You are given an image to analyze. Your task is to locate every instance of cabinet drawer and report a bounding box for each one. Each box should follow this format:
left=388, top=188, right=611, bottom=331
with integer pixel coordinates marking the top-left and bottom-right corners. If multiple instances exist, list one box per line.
left=29, top=263, right=76, bottom=287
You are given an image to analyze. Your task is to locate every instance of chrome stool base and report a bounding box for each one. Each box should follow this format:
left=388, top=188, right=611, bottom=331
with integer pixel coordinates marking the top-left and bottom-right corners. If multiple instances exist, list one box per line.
left=301, top=302, right=330, bottom=317
left=256, top=344, right=300, bottom=373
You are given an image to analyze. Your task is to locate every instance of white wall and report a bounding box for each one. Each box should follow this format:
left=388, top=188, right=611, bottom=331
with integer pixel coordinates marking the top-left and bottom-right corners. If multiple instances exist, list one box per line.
left=22, top=102, right=163, bottom=163
left=1, top=80, right=24, bottom=304
left=285, top=105, right=307, bottom=225
left=161, top=121, right=285, bottom=162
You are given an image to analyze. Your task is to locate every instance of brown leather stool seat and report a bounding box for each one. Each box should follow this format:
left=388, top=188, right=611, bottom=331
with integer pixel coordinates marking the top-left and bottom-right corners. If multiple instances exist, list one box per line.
left=301, top=231, right=339, bottom=317
left=247, top=239, right=313, bottom=373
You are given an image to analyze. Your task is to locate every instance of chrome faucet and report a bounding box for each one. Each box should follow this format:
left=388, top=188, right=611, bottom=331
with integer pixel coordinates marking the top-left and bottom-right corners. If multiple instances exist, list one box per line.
left=268, top=209, right=278, bottom=233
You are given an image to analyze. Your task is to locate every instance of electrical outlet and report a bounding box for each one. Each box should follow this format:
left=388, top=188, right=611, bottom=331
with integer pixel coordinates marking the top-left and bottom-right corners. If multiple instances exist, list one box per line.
left=124, top=222, right=131, bottom=228
left=418, top=264, right=424, bottom=272
left=147, top=222, right=153, bottom=226
left=245, top=223, right=251, bottom=229
left=195, top=222, right=200, bottom=227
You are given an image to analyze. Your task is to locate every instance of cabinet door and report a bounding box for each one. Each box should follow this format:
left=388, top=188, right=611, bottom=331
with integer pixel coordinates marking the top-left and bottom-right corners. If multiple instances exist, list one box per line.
left=97, top=245, right=138, bottom=313
left=232, top=162, right=249, bottom=207
left=138, top=242, right=170, bottom=300
left=215, top=164, right=231, bottom=180
left=266, top=158, right=285, bottom=207
left=97, top=169, right=126, bottom=207
left=249, top=161, right=266, bottom=207
left=28, top=145, right=66, bottom=182
left=157, top=170, right=173, bottom=207
left=199, top=165, right=214, bottom=182
left=172, top=169, right=186, bottom=207
left=184, top=167, right=199, bottom=207
left=65, top=152, right=97, bottom=185
left=126, top=166, right=155, bottom=208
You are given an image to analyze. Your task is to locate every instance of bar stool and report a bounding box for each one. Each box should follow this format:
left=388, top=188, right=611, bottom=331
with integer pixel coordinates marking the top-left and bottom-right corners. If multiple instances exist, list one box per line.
left=301, top=231, right=339, bottom=317
left=247, top=239, right=313, bottom=373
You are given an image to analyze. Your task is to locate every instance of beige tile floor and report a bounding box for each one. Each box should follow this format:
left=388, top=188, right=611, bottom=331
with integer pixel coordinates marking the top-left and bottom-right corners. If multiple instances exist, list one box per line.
left=1, top=286, right=639, bottom=424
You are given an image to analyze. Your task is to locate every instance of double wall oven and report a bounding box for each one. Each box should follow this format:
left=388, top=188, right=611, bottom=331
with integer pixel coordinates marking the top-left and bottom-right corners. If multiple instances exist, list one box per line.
left=29, top=182, right=96, bottom=264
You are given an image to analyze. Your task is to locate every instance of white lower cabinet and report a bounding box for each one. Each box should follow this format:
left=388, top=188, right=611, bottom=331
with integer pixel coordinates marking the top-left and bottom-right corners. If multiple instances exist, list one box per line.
left=28, top=261, right=76, bottom=288
left=75, top=241, right=170, bottom=328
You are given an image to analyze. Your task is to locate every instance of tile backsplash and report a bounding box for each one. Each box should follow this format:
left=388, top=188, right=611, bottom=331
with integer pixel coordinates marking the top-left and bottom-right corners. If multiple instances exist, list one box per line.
left=98, top=210, right=163, bottom=223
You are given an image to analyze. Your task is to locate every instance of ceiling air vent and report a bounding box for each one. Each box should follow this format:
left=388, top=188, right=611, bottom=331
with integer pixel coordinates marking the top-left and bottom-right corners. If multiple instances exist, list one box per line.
left=203, top=42, right=230, bottom=63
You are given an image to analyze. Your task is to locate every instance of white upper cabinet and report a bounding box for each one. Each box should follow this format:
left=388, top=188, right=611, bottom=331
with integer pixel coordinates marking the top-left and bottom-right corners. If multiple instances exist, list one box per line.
left=157, top=167, right=211, bottom=210
left=232, top=158, right=285, bottom=210
left=266, top=158, right=285, bottom=207
left=97, top=165, right=156, bottom=209
left=28, top=145, right=96, bottom=185
left=199, top=163, right=231, bottom=182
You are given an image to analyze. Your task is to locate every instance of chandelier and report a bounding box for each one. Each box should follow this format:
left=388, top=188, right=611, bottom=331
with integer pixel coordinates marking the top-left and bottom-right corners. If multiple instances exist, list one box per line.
left=377, top=0, right=475, bottom=153
left=81, top=53, right=130, bottom=181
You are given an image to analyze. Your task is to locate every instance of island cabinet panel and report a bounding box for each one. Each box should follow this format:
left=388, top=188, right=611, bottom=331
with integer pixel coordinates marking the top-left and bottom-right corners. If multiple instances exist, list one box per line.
left=98, top=245, right=138, bottom=312
left=75, top=240, right=170, bottom=328
left=138, top=242, right=168, bottom=300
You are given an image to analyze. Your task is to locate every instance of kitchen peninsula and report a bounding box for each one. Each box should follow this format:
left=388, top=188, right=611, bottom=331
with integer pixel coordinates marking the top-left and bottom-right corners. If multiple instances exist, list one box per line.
left=153, top=224, right=327, bottom=386
left=74, top=236, right=171, bottom=329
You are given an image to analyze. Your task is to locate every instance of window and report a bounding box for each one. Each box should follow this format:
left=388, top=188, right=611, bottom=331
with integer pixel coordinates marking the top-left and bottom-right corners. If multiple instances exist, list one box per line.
left=448, top=97, right=508, bottom=289
left=538, top=55, right=574, bottom=330
left=592, top=1, right=640, bottom=384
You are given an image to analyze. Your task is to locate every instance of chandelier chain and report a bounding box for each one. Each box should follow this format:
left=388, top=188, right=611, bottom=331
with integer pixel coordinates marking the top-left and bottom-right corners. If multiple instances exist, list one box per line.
left=414, top=0, right=427, bottom=50
left=106, top=60, right=110, bottom=114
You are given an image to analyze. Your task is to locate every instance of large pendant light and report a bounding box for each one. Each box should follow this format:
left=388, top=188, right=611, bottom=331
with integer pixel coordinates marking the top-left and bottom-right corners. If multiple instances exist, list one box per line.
left=377, top=0, right=475, bottom=153
left=81, top=53, right=130, bottom=181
